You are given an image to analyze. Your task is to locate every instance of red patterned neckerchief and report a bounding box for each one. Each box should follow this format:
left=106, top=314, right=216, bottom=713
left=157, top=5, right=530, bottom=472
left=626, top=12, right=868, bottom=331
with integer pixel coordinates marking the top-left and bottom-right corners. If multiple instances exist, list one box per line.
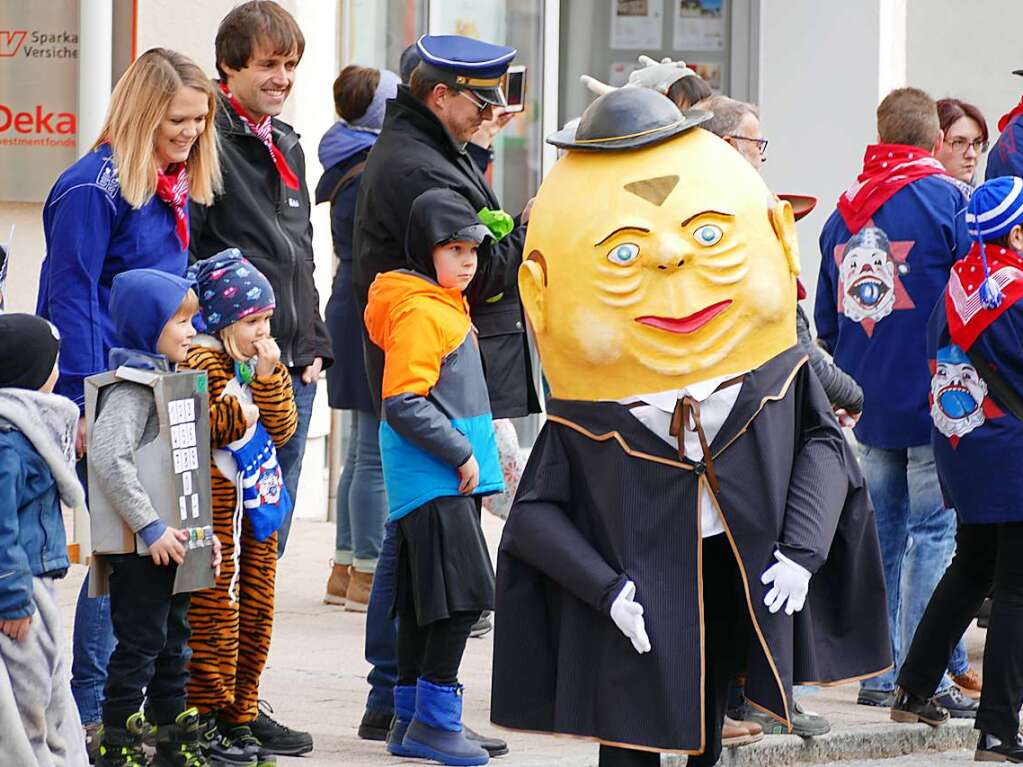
left=999, top=94, right=1023, bottom=133
left=155, top=164, right=190, bottom=250
left=947, top=242, right=1023, bottom=350
left=836, top=144, right=946, bottom=234
left=218, top=82, right=300, bottom=190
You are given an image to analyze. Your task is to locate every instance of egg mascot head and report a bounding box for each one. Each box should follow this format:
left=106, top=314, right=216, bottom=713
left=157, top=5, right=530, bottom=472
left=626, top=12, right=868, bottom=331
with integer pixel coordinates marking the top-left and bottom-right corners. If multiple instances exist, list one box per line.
left=520, top=88, right=801, bottom=400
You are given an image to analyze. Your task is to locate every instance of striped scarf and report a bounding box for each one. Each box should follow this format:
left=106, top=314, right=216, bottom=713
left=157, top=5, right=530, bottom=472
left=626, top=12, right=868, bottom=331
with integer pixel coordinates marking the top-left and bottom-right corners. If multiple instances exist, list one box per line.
left=219, top=82, right=300, bottom=190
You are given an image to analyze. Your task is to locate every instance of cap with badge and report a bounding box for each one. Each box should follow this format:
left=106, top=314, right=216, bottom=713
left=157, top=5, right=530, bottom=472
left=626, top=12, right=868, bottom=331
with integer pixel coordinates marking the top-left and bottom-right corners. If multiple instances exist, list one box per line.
left=415, top=34, right=516, bottom=108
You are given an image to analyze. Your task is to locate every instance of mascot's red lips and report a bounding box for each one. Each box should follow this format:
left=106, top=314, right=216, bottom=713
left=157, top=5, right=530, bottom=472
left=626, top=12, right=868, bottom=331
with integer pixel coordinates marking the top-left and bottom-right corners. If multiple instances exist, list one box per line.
left=634, top=300, right=733, bottom=334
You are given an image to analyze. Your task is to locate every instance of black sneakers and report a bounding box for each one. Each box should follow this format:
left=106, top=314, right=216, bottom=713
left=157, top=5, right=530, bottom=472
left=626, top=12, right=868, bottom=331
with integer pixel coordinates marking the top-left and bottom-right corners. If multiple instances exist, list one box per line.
left=152, top=709, right=211, bottom=767
left=465, top=724, right=510, bottom=757
left=977, top=731, right=1023, bottom=763
left=219, top=722, right=276, bottom=767
left=248, top=700, right=314, bottom=756
left=197, top=713, right=255, bottom=766
left=95, top=713, right=149, bottom=767
left=889, top=687, right=950, bottom=727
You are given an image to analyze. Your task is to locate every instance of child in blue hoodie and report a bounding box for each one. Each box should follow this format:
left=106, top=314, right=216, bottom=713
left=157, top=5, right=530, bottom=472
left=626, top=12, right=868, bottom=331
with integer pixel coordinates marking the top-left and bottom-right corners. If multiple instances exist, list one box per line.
left=0, top=313, right=89, bottom=767
left=89, top=269, right=222, bottom=767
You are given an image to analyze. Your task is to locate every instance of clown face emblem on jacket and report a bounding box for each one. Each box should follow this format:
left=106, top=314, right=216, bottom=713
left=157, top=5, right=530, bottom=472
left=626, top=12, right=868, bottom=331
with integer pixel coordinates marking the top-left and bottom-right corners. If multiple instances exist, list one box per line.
left=840, top=227, right=896, bottom=323
left=930, top=345, right=988, bottom=439
left=258, top=466, right=283, bottom=505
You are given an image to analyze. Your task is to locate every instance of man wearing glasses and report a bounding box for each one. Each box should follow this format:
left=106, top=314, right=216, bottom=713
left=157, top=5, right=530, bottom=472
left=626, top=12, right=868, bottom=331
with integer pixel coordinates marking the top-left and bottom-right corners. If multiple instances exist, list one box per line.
left=352, top=33, right=539, bottom=760
left=693, top=95, right=768, bottom=168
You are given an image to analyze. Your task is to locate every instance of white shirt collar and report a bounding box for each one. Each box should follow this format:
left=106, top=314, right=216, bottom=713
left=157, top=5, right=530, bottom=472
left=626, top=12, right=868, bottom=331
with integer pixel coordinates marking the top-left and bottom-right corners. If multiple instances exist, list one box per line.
left=622, top=370, right=748, bottom=413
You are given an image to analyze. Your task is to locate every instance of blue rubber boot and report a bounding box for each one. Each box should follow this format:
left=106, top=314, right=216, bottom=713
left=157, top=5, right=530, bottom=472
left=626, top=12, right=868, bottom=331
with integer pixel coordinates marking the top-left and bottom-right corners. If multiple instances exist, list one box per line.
left=402, top=679, right=489, bottom=766
left=386, top=685, right=419, bottom=757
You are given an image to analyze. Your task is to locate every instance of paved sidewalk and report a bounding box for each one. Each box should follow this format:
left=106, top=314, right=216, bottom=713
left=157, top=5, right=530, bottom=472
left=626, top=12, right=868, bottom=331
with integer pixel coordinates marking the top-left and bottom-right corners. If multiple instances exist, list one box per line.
left=55, top=514, right=986, bottom=766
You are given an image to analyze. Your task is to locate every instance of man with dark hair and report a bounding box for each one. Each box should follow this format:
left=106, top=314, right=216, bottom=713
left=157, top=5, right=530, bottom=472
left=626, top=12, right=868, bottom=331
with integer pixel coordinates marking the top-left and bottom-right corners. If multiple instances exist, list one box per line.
left=187, top=0, right=327, bottom=757
left=351, top=34, right=539, bottom=757
left=815, top=86, right=976, bottom=718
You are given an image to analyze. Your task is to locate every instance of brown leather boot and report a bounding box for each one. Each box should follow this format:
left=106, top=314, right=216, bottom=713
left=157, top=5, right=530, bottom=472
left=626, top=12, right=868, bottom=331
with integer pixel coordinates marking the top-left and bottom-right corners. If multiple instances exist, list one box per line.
left=345, top=569, right=373, bottom=612
left=952, top=666, right=982, bottom=700
left=323, top=563, right=350, bottom=606
left=722, top=715, right=764, bottom=747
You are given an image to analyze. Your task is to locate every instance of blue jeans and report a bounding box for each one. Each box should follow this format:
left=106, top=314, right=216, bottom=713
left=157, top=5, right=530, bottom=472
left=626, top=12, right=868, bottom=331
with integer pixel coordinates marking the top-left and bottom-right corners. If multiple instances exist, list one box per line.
left=857, top=443, right=966, bottom=693
left=71, top=459, right=116, bottom=725
left=335, top=410, right=387, bottom=572
left=276, top=370, right=317, bottom=557
left=364, top=522, right=399, bottom=715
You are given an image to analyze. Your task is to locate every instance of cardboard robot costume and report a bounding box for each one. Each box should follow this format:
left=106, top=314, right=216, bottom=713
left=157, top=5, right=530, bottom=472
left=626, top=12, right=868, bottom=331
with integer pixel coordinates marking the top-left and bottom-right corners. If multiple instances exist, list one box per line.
left=490, top=88, right=892, bottom=761
left=87, top=367, right=215, bottom=595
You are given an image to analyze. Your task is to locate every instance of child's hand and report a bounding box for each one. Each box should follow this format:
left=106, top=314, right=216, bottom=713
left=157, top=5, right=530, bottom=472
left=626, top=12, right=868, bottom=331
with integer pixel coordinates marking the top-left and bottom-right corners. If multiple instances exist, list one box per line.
left=457, top=455, right=480, bottom=495
left=150, top=527, right=189, bottom=566
left=242, top=402, right=260, bottom=427
left=0, top=617, right=31, bottom=642
left=253, top=338, right=281, bottom=378
left=211, top=535, right=223, bottom=579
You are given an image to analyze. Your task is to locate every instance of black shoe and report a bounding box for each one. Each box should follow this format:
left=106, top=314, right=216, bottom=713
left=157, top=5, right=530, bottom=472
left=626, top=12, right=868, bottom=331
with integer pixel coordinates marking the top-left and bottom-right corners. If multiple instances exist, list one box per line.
left=465, top=724, right=509, bottom=757
left=933, top=685, right=979, bottom=719
left=220, top=723, right=276, bottom=767
left=198, top=713, right=255, bottom=766
left=470, top=612, right=493, bottom=639
left=357, top=708, right=393, bottom=741
left=890, top=687, right=950, bottom=727
left=857, top=688, right=895, bottom=708
left=95, top=713, right=149, bottom=767
left=153, top=708, right=211, bottom=767
left=977, top=731, right=1023, bottom=762
left=248, top=700, right=313, bottom=756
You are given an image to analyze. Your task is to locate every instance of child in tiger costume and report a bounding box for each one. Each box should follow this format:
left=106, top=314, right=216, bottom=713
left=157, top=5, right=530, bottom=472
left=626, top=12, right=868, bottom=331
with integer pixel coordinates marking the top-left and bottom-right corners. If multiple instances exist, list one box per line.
left=185, top=250, right=298, bottom=767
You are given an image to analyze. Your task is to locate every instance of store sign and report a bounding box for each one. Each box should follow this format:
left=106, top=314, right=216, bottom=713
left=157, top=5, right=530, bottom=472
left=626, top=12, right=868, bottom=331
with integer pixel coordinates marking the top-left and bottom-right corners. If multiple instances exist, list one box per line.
left=0, top=1, right=78, bottom=202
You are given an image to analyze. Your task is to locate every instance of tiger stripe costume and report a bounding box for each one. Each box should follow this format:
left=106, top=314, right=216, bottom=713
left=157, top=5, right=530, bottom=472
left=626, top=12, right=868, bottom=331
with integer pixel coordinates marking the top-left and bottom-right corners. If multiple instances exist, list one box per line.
left=183, top=343, right=297, bottom=724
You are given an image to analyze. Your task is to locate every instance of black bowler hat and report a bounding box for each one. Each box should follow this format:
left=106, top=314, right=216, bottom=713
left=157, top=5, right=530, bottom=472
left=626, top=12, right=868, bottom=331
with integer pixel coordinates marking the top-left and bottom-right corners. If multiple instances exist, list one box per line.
left=548, top=87, right=711, bottom=152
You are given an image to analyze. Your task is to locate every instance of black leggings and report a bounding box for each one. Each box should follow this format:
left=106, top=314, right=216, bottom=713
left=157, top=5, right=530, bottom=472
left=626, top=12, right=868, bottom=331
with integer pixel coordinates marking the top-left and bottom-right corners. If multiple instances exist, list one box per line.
left=898, top=520, right=1023, bottom=740
left=397, top=606, right=480, bottom=687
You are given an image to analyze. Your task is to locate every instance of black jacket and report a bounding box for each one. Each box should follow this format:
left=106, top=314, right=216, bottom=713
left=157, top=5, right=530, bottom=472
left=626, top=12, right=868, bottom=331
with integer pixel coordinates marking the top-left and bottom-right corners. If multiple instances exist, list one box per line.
left=491, top=347, right=892, bottom=751
left=352, top=85, right=540, bottom=419
left=189, top=92, right=332, bottom=371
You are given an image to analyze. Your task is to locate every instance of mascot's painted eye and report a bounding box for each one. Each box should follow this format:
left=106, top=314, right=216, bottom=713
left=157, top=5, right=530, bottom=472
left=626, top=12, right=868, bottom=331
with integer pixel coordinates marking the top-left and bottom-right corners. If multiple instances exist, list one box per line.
left=607, top=243, right=640, bottom=266
left=693, top=224, right=723, bottom=246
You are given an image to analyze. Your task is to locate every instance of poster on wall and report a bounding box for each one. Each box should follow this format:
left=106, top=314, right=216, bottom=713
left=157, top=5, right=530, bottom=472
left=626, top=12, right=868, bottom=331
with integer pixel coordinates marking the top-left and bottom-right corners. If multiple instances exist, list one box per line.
left=673, top=0, right=725, bottom=51
left=609, top=60, right=642, bottom=87
left=610, top=0, right=663, bottom=50
left=431, top=0, right=504, bottom=45
left=690, top=61, right=722, bottom=90
left=0, top=0, right=79, bottom=202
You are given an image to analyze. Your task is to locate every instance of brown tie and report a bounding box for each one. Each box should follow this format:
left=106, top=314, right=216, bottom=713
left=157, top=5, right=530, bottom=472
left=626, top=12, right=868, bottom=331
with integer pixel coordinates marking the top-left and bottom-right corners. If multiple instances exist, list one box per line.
left=667, top=374, right=745, bottom=495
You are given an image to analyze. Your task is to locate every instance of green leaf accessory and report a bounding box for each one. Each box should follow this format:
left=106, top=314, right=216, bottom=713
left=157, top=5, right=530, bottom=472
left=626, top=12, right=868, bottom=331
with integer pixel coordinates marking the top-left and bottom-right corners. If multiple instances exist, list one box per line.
left=477, top=207, right=515, bottom=241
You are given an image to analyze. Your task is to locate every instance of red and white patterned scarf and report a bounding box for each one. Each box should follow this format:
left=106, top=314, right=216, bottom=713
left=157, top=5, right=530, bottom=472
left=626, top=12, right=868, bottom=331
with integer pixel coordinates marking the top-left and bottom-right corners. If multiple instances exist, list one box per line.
left=947, top=242, right=1023, bottom=351
left=837, top=144, right=946, bottom=234
left=219, top=82, right=300, bottom=190
left=155, top=164, right=190, bottom=250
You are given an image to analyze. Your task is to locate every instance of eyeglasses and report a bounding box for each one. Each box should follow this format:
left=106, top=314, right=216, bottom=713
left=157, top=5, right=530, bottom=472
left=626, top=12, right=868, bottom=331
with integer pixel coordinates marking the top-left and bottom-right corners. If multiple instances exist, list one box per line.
left=948, top=137, right=989, bottom=155
left=725, top=134, right=769, bottom=162
left=458, top=89, right=491, bottom=114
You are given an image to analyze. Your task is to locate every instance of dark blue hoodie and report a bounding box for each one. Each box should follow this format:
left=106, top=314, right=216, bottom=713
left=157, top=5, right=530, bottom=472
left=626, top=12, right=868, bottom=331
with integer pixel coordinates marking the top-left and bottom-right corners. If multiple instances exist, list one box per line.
left=108, top=269, right=194, bottom=371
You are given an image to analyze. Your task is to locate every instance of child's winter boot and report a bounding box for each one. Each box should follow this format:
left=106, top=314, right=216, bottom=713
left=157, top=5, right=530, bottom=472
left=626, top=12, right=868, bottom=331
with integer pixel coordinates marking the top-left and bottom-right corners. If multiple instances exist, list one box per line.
left=152, top=708, right=210, bottom=766
left=95, top=712, right=149, bottom=767
left=402, top=678, right=489, bottom=766
left=386, top=684, right=418, bottom=757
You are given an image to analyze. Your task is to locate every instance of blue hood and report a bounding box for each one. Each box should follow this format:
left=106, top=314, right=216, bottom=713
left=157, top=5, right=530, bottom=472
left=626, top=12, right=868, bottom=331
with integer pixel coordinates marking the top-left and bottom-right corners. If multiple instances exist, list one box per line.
left=108, top=269, right=193, bottom=356
left=318, top=122, right=378, bottom=170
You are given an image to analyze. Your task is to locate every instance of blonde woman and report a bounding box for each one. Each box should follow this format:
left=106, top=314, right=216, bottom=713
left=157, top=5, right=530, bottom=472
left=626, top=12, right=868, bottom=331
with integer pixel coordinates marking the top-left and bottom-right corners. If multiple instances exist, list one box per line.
left=34, top=47, right=220, bottom=760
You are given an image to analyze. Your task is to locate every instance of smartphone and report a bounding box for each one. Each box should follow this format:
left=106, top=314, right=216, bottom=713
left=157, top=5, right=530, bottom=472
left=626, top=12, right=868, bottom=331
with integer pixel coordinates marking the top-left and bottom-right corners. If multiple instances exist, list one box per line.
left=503, top=65, right=526, bottom=113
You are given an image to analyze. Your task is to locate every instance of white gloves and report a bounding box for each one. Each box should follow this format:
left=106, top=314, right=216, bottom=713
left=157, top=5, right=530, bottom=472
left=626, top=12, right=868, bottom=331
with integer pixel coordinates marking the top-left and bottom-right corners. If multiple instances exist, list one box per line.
left=581, top=55, right=697, bottom=97
left=760, top=551, right=811, bottom=615
left=609, top=580, right=651, bottom=654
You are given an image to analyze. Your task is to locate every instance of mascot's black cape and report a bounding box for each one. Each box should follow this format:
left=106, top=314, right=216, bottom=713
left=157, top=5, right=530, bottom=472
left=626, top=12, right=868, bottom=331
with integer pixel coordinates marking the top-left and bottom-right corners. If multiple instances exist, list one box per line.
left=491, top=346, right=892, bottom=753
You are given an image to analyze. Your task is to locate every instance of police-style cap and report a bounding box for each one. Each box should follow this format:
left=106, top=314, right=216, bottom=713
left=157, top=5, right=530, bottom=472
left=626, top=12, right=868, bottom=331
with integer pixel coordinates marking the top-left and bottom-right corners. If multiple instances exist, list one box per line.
left=415, top=34, right=516, bottom=107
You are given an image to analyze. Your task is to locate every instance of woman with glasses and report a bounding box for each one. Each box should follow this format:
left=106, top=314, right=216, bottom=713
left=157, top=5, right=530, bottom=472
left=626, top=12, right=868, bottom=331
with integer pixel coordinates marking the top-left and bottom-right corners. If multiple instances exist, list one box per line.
left=935, top=98, right=989, bottom=190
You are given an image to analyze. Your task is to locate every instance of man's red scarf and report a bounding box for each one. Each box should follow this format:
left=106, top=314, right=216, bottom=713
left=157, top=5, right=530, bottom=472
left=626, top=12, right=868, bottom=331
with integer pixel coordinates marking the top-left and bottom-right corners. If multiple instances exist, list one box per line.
left=946, top=243, right=1023, bottom=351
left=999, top=95, right=1023, bottom=133
left=155, top=164, right=190, bottom=250
left=836, top=144, right=946, bottom=234
left=219, top=82, right=300, bottom=190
